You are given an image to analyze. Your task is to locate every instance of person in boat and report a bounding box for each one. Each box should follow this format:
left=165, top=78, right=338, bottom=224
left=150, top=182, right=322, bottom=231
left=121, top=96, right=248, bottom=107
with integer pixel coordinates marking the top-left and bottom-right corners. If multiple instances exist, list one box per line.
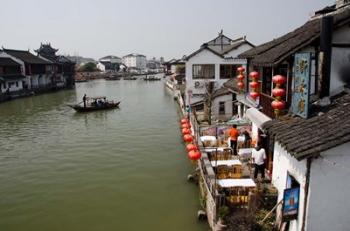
left=83, top=94, right=87, bottom=108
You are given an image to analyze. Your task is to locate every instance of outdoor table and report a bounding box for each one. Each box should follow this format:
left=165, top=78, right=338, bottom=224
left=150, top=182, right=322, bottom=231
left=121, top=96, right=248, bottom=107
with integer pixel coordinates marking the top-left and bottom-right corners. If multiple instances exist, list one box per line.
left=200, top=135, right=217, bottom=147
left=217, top=178, right=256, bottom=206
left=238, top=148, right=253, bottom=159
left=217, top=178, right=256, bottom=188
left=212, top=159, right=243, bottom=179
left=210, top=159, right=242, bottom=167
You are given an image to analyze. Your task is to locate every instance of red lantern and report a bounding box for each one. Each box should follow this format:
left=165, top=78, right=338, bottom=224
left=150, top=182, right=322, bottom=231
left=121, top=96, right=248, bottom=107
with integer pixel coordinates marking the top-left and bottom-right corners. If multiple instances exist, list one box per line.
left=188, top=150, right=201, bottom=161
left=271, top=100, right=285, bottom=110
left=250, top=91, right=259, bottom=100
left=237, top=66, right=245, bottom=72
left=249, top=71, right=259, bottom=79
left=183, top=134, right=193, bottom=143
left=181, top=123, right=191, bottom=129
left=272, top=75, right=286, bottom=85
left=272, top=88, right=286, bottom=98
left=181, top=118, right=189, bottom=124
left=186, top=143, right=198, bottom=152
left=237, top=82, right=244, bottom=89
left=249, top=81, right=259, bottom=89
left=237, top=74, right=244, bottom=81
left=182, top=128, right=191, bottom=135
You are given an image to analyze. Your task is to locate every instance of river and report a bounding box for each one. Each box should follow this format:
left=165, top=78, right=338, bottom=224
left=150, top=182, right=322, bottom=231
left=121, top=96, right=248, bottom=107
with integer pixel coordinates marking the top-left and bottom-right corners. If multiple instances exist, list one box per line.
left=0, top=75, right=208, bottom=231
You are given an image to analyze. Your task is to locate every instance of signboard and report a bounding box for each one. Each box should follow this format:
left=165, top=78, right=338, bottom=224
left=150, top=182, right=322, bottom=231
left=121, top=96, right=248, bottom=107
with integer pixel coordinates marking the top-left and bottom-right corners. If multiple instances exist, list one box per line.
left=282, top=187, right=300, bottom=221
left=291, top=52, right=311, bottom=118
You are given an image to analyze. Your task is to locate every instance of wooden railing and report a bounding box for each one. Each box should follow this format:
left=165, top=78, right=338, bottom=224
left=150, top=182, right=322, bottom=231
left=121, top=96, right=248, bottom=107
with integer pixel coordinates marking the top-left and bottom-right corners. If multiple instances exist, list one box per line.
left=259, top=92, right=276, bottom=119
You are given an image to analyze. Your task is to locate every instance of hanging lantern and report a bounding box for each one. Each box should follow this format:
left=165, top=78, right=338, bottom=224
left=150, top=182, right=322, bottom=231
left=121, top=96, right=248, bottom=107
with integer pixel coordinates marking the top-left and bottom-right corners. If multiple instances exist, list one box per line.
left=181, top=123, right=191, bottom=129
left=182, top=128, right=191, bottom=135
left=236, top=66, right=245, bottom=92
left=237, top=66, right=245, bottom=72
left=188, top=150, right=201, bottom=161
left=249, top=81, right=259, bottom=89
left=272, top=88, right=286, bottom=99
left=186, top=143, right=198, bottom=152
left=181, top=118, right=189, bottom=124
left=271, top=100, right=285, bottom=110
left=249, top=71, right=260, bottom=100
left=271, top=75, right=287, bottom=117
left=250, top=91, right=260, bottom=100
left=272, top=75, right=287, bottom=85
left=183, top=134, right=193, bottom=143
left=237, top=82, right=244, bottom=89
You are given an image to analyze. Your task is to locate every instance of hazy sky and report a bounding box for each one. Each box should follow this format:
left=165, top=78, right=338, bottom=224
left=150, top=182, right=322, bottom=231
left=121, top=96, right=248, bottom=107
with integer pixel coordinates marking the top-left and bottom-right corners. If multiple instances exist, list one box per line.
left=0, top=0, right=334, bottom=60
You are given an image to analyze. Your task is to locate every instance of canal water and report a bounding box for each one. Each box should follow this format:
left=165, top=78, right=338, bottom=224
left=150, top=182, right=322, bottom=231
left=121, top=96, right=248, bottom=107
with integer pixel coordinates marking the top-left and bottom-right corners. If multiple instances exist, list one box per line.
left=0, top=75, right=208, bottom=231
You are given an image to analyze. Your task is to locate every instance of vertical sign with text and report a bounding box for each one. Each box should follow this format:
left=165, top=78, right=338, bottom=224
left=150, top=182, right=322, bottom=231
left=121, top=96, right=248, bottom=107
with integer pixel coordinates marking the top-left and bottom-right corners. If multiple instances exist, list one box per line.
left=292, top=53, right=311, bottom=118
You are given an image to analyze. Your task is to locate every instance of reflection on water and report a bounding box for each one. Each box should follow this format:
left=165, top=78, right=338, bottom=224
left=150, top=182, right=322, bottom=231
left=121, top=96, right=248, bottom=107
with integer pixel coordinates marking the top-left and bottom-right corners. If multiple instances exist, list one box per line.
left=0, top=76, right=208, bottom=231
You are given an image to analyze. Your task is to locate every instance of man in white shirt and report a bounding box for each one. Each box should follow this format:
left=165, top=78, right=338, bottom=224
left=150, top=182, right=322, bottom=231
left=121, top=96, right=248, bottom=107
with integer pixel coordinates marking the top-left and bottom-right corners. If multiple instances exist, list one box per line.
left=252, top=145, right=266, bottom=179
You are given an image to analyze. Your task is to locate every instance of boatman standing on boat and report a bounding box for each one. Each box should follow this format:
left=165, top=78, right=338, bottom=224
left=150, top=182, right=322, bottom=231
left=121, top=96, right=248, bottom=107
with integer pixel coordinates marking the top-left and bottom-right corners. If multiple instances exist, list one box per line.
left=83, top=94, right=87, bottom=108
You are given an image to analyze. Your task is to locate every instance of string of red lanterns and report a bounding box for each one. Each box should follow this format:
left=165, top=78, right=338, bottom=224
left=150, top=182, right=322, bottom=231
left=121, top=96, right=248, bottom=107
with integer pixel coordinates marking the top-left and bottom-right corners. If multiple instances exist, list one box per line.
left=249, top=71, right=260, bottom=100
left=179, top=117, right=201, bottom=162
left=271, top=75, right=287, bottom=117
left=236, top=66, right=245, bottom=92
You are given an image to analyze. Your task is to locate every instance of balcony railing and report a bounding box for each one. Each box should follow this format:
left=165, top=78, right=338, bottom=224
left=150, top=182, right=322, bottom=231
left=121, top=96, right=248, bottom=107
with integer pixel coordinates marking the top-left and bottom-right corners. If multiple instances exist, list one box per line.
left=259, top=92, right=275, bottom=119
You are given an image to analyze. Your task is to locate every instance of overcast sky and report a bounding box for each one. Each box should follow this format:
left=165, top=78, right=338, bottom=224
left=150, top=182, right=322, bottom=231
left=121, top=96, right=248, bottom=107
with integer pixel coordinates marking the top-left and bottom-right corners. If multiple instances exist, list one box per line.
left=0, top=0, right=334, bottom=60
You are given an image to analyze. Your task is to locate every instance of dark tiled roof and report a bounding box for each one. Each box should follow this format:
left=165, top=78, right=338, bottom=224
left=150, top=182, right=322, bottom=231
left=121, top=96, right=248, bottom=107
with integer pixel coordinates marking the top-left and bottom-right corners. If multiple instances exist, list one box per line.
left=262, top=93, right=350, bottom=160
left=239, top=7, right=350, bottom=66
left=3, top=49, right=51, bottom=64
left=0, top=57, right=20, bottom=66
left=212, top=87, right=231, bottom=99
left=223, top=78, right=240, bottom=93
left=186, top=35, right=253, bottom=60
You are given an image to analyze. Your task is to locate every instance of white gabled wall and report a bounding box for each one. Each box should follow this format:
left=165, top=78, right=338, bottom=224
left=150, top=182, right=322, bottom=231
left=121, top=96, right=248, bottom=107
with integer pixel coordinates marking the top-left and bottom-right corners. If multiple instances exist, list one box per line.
left=185, top=48, right=248, bottom=105
left=307, top=142, right=350, bottom=231
left=272, top=142, right=307, bottom=231
left=330, top=25, right=350, bottom=96
left=212, top=94, right=233, bottom=121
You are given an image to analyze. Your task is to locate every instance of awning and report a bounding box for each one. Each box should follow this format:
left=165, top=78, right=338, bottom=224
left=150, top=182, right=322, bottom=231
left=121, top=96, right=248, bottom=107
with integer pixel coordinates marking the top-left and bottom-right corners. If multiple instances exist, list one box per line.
left=245, top=107, right=271, bottom=130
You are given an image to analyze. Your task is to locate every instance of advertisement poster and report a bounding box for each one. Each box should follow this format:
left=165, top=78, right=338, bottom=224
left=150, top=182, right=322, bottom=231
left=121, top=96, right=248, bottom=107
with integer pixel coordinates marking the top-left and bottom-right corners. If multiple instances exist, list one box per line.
left=282, top=187, right=300, bottom=221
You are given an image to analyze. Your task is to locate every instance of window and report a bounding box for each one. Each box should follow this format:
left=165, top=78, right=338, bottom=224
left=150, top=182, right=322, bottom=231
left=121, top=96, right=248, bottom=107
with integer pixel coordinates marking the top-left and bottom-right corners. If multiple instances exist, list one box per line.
left=219, top=101, right=225, bottom=115
left=193, top=64, right=215, bottom=79
left=220, top=64, right=240, bottom=79
left=16, top=81, right=19, bottom=87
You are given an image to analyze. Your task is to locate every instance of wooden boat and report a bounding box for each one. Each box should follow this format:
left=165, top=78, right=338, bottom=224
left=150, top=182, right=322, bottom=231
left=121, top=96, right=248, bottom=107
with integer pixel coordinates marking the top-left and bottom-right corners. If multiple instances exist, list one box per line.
left=144, top=75, right=161, bottom=81
left=69, top=96, right=120, bottom=112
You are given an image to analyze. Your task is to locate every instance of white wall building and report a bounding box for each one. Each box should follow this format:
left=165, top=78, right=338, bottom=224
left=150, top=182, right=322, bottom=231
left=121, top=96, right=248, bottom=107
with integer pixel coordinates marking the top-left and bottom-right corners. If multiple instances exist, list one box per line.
left=263, top=92, right=350, bottom=231
left=122, top=53, right=147, bottom=69
left=185, top=32, right=254, bottom=106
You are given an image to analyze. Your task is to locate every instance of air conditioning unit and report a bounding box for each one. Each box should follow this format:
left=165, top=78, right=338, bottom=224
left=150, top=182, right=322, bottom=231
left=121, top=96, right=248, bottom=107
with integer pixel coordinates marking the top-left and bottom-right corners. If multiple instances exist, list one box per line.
left=194, top=81, right=203, bottom=89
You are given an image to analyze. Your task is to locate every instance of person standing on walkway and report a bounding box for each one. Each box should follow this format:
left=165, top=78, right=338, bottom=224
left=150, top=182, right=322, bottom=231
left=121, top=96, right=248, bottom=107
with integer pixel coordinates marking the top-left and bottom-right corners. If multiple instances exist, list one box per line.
left=228, top=125, right=239, bottom=155
left=83, top=94, right=87, bottom=108
left=252, top=145, right=266, bottom=180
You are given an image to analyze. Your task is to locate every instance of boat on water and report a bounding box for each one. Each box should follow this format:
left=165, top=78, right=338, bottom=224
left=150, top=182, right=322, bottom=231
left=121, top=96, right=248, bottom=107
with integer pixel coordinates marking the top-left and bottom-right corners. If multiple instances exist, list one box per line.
left=68, top=96, right=120, bottom=112
left=105, top=76, right=121, bottom=81
left=144, top=75, right=161, bottom=81
left=124, top=76, right=137, bottom=80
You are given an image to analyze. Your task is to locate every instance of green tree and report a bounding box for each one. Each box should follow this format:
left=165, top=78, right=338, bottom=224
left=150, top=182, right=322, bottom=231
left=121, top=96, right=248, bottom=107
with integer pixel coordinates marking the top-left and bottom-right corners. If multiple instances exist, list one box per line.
left=78, top=62, right=98, bottom=72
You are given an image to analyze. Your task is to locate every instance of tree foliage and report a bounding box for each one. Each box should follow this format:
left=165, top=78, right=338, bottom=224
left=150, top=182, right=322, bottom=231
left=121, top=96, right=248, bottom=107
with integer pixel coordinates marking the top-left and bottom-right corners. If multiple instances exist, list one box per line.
left=78, top=62, right=98, bottom=72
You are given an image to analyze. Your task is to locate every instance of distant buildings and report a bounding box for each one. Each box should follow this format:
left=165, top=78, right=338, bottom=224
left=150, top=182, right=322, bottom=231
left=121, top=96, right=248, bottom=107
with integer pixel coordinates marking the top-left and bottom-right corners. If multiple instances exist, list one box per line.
left=98, top=55, right=123, bottom=72
left=0, top=43, right=75, bottom=101
left=122, top=53, right=147, bottom=69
